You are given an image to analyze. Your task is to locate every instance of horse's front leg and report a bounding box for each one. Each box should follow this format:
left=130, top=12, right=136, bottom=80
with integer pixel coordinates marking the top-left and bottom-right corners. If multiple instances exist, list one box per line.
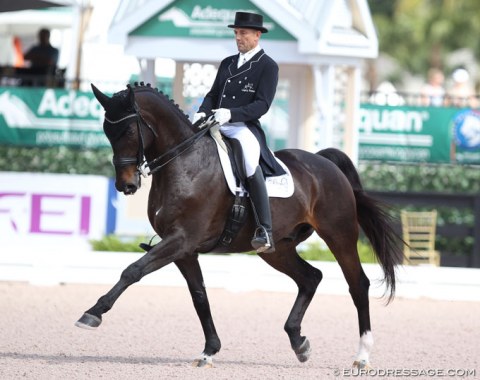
left=75, top=236, right=187, bottom=329
left=174, top=255, right=221, bottom=368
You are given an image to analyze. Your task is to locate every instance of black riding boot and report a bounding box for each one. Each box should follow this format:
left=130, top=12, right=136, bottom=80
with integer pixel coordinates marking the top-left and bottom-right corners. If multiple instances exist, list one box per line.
left=246, top=166, right=275, bottom=253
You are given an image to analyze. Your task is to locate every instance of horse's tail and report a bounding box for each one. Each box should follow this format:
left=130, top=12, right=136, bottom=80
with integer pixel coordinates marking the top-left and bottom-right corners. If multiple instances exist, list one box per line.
left=317, top=148, right=403, bottom=302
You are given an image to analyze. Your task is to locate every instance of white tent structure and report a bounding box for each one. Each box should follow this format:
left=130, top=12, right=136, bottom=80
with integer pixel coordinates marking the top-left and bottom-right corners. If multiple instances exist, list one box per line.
left=104, top=0, right=379, bottom=160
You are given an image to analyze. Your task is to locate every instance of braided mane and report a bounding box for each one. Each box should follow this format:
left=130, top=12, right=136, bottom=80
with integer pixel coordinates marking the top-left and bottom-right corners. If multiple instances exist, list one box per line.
left=128, top=82, right=192, bottom=125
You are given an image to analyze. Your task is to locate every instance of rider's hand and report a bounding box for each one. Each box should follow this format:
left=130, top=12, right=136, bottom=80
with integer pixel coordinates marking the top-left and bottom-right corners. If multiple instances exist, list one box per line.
left=192, top=112, right=206, bottom=124
left=212, top=108, right=231, bottom=126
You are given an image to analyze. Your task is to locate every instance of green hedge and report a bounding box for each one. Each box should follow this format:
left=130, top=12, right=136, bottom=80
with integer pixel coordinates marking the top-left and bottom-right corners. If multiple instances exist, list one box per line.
left=2, top=146, right=479, bottom=193
left=358, top=161, right=480, bottom=194
left=0, top=146, right=113, bottom=176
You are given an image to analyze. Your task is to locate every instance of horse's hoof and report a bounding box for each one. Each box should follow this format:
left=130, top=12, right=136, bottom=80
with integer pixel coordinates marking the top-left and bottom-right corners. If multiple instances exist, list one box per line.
left=353, top=360, right=371, bottom=370
left=75, top=313, right=102, bottom=330
left=294, top=338, right=311, bottom=363
left=192, top=354, right=213, bottom=368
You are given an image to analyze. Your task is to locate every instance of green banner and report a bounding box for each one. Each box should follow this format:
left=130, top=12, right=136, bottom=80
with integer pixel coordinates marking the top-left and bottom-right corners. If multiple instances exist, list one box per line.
left=359, top=104, right=480, bottom=164
left=3, top=88, right=480, bottom=164
left=0, top=87, right=108, bottom=148
left=131, top=0, right=295, bottom=40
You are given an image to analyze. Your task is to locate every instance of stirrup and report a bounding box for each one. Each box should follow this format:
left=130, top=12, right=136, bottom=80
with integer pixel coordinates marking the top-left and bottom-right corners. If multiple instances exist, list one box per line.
left=139, top=235, right=159, bottom=252
left=251, top=227, right=275, bottom=253
left=139, top=243, right=154, bottom=251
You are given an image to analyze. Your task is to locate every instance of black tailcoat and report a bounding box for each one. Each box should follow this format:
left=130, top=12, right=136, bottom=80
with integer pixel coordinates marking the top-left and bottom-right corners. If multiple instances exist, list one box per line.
left=199, top=49, right=285, bottom=177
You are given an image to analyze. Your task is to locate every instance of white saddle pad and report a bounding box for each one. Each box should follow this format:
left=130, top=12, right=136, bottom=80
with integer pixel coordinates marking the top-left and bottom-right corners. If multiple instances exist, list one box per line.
left=210, top=128, right=294, bottom=198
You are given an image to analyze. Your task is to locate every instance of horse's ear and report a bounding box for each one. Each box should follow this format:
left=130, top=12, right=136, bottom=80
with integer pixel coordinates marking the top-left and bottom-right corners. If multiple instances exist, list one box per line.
left=91, top=83, right=111, bottom=109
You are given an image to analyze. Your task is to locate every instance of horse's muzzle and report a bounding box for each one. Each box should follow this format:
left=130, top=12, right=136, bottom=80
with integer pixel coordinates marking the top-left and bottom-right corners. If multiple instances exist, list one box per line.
left=116, top=172, right=141, bottom=195
left=121, top=182, right=138, bottom=195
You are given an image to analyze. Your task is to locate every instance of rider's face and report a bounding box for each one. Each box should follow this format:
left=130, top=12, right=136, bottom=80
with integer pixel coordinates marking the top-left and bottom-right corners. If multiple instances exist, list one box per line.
left=234, top=28, right=261, bottom=53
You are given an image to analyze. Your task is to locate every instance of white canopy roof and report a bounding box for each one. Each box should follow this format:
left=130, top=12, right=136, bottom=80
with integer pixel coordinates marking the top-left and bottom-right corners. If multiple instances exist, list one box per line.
left=107, top=0, right=378, bottom=65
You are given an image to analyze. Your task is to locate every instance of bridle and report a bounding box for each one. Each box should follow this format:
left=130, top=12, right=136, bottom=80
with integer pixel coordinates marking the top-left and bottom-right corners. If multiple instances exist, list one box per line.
left=105, top=107, right=216, bottom=177
left=105, top=105, right=154, bottom=177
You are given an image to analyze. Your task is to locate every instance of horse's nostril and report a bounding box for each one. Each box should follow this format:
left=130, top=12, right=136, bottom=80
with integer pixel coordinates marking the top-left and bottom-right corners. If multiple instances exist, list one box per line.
left=124, top=183, right=138, bottom=194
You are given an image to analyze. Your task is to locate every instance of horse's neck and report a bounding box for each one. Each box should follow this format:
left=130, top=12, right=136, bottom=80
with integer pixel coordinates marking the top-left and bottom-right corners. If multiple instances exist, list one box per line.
left=147, top=117, right=195, bottom=158
left=148, top=131, right=218, bottom=183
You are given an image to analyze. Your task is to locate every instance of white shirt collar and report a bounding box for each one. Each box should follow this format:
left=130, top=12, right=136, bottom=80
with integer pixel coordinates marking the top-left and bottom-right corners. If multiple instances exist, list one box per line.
left=238, top=45, right=262, bottom=67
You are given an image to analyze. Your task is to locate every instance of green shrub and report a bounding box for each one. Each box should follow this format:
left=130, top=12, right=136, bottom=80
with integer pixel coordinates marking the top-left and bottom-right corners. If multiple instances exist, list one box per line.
left=0, top=146, right=113, bottom=176
left=89, top=235, right=147, bottom=253
left=358, top=161, right=480, bottom=193
left=298, top=239, right=377, bottom=263
left=90, top=234, right=378, bottom=263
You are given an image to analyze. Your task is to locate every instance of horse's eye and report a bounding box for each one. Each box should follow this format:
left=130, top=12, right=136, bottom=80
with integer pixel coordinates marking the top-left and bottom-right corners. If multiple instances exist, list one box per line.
left=125, top=126, right=136, bottom=137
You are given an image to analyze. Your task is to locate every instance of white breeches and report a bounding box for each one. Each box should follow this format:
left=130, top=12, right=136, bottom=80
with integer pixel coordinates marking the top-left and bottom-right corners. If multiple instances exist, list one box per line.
left=220, top=122, right=260, bottom=177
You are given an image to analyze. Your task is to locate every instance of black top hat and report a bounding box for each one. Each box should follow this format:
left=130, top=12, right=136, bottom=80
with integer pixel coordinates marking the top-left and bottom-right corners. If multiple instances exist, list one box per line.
left=228, top=12, right=268, bottom=33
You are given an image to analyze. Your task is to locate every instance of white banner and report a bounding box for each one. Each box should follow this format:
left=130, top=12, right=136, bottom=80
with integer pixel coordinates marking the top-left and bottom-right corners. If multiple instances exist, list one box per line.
left=0, top=172, right=109, bottom=249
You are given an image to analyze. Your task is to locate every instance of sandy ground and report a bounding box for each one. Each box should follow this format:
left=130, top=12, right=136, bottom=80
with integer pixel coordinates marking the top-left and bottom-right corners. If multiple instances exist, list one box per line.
left=0, top=281, right=479, bottom=380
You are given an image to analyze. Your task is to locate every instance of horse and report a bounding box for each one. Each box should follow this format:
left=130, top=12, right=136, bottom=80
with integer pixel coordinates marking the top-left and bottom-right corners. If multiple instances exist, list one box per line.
left=75, top=82, right=403, bottom=368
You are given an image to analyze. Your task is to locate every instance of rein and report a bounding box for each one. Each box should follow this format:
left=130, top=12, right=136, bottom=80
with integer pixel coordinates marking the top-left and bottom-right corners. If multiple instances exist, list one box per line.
left=147, top=115, right=216, bottom=175
left=107, top=109, right=216, bottom=177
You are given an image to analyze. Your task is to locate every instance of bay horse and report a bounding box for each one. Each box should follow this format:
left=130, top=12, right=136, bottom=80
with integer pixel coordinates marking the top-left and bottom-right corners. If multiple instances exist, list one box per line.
left=76, top=83, right=403, bottom=368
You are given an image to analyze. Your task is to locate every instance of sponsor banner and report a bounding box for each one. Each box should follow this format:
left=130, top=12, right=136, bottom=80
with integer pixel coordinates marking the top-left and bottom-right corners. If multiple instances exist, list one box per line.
left=0, top=87, right=108, bottom=148
left=359, top=104, right=480, bottom=164
left=108, top=177, right=156, bottom=237
left=0, top=172, right=109, bottom=248
left=132, top=0, right=295, bottom=40
left=450, top=109, right=480, bottom=164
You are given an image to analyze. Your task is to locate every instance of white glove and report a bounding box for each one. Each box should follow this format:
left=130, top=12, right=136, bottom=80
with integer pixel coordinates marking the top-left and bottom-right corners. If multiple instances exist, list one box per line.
left=212, top=108, right=231, bottom=126
left=192, top=112, right=206, bottom=124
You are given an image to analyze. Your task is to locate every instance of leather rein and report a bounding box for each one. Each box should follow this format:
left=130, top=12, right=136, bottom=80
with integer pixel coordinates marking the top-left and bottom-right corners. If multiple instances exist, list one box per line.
left=105, top=108, right=216, bottom=177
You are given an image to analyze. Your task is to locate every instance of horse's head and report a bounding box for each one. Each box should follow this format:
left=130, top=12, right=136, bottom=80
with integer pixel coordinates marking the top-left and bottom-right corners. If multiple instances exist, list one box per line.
left=92, top=83, right=151, bottom=195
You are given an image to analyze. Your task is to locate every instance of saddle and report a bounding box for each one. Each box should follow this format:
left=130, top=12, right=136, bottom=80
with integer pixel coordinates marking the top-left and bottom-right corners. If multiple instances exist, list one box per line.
left=208, top=124, right=293, bottom=247
left=209, top=124, right=294, bottom=198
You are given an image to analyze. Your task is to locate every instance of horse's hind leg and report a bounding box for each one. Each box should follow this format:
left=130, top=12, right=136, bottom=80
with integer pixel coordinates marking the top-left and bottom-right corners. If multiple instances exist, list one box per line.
left=260, top=243, right=323, bottom=363
left=174, top=255, right=220, bottom=368
left=324, top=233, right=373, bottom=368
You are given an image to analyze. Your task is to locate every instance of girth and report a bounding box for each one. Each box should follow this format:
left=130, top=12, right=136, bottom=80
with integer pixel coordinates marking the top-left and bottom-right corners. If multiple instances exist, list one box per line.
left=217, top=193, right=249, bottom=247
left=215, top=136, right=249, bottom=248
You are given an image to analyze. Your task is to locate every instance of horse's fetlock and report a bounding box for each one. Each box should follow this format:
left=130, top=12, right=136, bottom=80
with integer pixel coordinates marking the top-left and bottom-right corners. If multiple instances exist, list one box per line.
left=360, top=274, right=370, bottom=289
left=284, top=322, right=300, bottom=336
left=203, top=336, right=221, bottom=356
left=314, top=269, right=323, bottom=286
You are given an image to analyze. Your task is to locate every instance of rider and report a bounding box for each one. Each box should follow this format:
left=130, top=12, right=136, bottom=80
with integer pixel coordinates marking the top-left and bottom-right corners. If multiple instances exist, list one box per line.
left=193, top=11, right=284, bottom=253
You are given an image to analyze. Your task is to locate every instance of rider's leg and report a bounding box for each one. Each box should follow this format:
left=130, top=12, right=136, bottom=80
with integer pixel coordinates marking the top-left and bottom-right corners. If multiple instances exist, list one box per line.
left=220, top=124, right=274, bottom=253
left=246, top=166, right=274, bottom=253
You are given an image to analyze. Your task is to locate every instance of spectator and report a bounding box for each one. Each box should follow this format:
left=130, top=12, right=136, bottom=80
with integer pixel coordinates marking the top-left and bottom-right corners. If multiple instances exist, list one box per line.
left=24, top=28, right=59, bottom=86
left=420, top=68, right=445, bottom=106
left=13, top=37, right=25, bottom=68
left=446, top=68, right=478, bottom=108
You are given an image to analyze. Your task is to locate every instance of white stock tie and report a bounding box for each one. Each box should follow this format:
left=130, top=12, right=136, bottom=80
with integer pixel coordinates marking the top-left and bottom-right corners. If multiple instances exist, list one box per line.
left=239, top=55, right=246, bottom=68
